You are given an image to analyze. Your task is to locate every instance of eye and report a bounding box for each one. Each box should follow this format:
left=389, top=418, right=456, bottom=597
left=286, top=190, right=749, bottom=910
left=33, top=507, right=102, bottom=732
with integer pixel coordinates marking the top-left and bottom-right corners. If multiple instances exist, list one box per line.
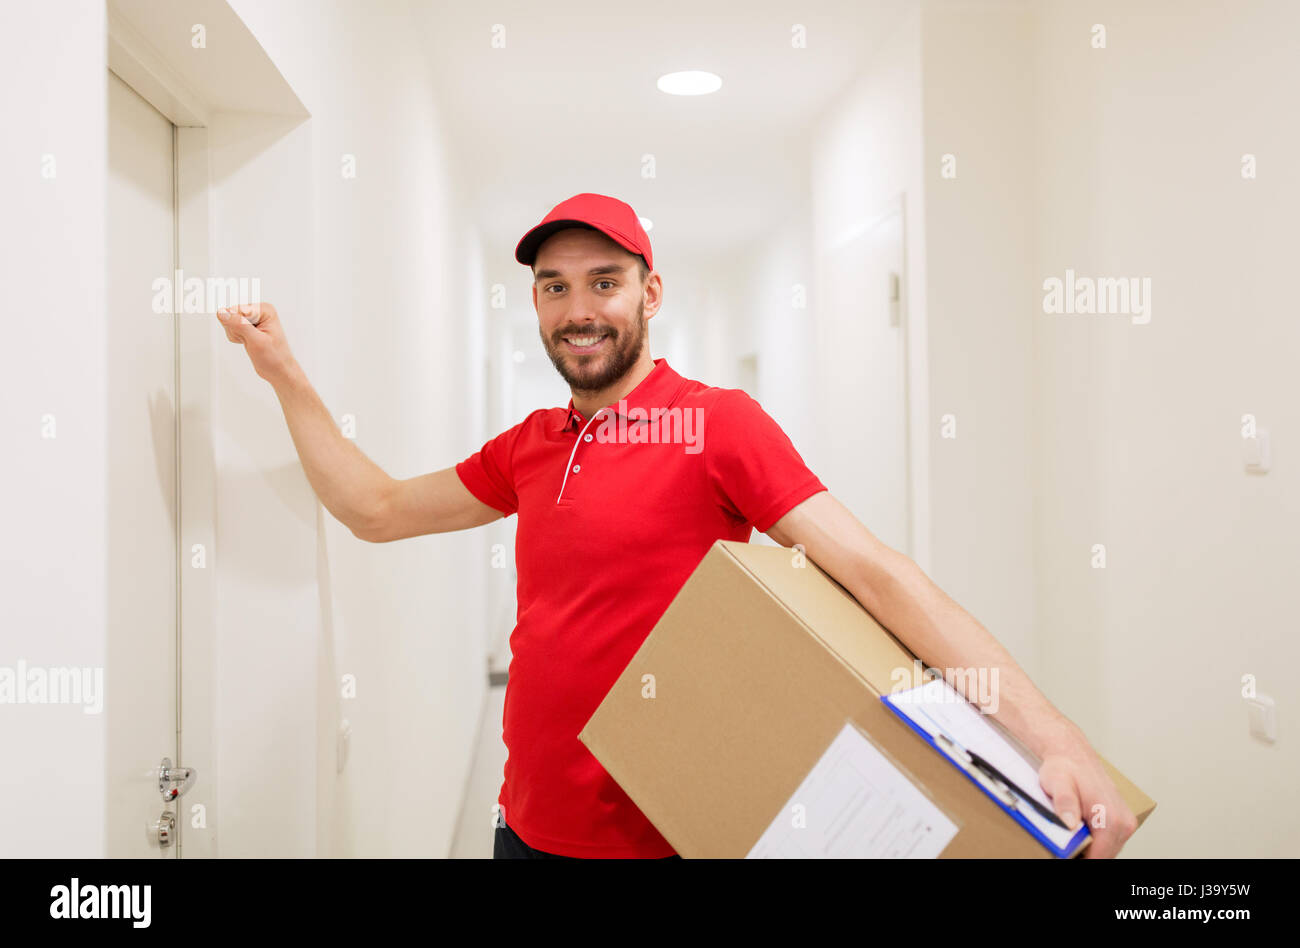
left=595, top=280, right=615, bottom=290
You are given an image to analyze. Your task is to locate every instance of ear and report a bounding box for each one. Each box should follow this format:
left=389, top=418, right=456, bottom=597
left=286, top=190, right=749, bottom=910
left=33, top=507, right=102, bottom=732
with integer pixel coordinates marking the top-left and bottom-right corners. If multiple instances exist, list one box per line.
left=643, top=272, right=663, bottom=318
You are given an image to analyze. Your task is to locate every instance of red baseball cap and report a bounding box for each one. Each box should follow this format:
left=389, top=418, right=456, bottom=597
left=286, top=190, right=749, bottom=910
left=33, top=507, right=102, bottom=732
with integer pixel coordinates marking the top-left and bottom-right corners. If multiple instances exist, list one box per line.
left=515, top=192, right=653, bottom=271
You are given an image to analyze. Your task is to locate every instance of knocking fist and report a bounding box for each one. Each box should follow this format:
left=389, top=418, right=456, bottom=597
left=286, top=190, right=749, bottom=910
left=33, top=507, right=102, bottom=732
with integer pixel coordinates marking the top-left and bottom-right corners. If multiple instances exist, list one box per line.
left=216, top=302, right=296, bottom=384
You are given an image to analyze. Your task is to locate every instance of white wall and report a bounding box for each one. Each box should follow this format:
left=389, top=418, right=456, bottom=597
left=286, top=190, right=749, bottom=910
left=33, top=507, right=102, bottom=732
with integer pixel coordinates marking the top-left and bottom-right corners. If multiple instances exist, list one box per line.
left=807, top=4, right=931, bottom=566
left=712, top=208, right=818, bottom=553
left=1031, top=0, right=1300, bottom=857
left=918, top=0, right=1038, bottom=670
left=802, top=0, right=1037, bottom=701
left=0, top=1, right=108, bottom=857
left=732, top=212, right=816, bottom=452
left=901, top=0, right=1299, bottom=856
left=222, top=0, right=490, bottom=857
left=685, top=254, right=747, bottom=390
left=803, top=0, right=1300, bottom=861
left=0, top=0, right=487, bottom=860
left=206, top=108, right=320, bottom=855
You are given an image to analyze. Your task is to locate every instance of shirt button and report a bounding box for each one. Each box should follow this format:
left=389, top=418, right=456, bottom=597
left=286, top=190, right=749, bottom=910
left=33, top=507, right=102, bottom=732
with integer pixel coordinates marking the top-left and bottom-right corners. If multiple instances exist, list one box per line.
left=572, top=464, right=581, bottom=473
left=584, top=434, right=593, bottom=442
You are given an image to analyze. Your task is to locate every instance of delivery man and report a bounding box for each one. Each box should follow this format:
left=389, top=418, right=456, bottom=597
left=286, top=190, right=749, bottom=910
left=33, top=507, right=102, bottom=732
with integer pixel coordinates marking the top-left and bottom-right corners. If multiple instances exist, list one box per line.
left=216, top=192, right=1138, bottom=860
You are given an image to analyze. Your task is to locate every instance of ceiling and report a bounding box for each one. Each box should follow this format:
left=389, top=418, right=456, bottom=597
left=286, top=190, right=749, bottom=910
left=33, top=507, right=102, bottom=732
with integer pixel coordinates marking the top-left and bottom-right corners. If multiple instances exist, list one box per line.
left=415, top=0, right=912, bottom=279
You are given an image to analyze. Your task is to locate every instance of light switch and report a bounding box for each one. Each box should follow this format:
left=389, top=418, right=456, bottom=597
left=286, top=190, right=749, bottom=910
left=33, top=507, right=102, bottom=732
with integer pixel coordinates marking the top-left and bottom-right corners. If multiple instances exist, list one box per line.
left=1245, top=428, right=1271, bottom=474
left=337, top=718, right=352, bottom=772
left=1246, top=694, right=1276, bottom=743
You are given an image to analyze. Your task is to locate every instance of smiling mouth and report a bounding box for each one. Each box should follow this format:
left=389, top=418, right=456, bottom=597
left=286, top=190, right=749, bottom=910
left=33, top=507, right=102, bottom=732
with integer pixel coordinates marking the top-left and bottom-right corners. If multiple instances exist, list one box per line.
left=561, top=333, right=610, bottom=354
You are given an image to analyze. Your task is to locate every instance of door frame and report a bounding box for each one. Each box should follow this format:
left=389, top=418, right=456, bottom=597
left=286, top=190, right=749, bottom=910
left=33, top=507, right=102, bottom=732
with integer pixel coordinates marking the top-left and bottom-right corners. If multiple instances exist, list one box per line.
left=106, top=0, right=308, bottom=858
left=109, top=10, right=215, bottom=860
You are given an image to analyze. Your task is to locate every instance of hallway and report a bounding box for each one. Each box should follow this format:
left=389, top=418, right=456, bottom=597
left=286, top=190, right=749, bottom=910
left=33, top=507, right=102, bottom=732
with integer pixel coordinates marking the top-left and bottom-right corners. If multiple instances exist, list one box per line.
left=2, top=0, right=1297, bottom=862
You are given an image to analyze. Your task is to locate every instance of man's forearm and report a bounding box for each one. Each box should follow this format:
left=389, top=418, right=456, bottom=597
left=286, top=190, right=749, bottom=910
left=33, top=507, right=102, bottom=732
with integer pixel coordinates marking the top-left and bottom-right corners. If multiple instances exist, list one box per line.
left=850, top=552, right=1088, bottom=760
left=270, top=360, right=393, bottom=536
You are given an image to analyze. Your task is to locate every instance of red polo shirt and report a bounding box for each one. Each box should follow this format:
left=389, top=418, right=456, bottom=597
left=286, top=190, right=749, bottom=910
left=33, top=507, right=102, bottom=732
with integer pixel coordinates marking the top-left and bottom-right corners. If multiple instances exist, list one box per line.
left=455, top=357, right=827, bottom=857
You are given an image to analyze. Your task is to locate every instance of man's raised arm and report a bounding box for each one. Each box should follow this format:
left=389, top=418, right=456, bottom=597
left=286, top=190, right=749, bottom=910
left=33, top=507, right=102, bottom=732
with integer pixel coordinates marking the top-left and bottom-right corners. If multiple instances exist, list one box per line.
left=216, top=303, right=503, bottom=542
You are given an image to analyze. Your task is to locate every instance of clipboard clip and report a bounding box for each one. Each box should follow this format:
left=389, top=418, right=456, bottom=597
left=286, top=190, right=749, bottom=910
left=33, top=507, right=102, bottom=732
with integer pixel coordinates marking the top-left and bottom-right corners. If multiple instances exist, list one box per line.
left=931, top=732, right=1018, bottom=808
left=933, top=731, right=1073, bottom=832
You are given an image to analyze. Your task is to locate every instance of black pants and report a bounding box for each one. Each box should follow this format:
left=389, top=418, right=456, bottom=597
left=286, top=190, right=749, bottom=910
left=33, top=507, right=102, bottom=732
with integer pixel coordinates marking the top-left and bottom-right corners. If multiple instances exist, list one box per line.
left=493, top=820, right=682, bottom=859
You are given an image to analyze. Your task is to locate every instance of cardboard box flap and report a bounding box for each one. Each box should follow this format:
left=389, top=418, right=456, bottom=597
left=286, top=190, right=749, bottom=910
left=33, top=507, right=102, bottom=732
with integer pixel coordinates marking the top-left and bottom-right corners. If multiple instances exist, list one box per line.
left=715, top=540, right=917, bottom=695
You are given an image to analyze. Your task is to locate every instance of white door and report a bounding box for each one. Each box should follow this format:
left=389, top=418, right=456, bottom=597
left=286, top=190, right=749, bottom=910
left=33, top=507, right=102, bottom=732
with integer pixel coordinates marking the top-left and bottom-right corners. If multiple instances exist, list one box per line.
left=106, top=69, right=182, bottom=857
left=819, top=205, right=912, bottom=555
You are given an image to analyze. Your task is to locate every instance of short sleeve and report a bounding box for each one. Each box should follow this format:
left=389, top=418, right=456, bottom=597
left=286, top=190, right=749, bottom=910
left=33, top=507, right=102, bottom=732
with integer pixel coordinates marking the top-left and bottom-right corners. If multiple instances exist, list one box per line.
left=703, top=390, right=828, bottom=532
left=455, top=414, right=533, bottom=517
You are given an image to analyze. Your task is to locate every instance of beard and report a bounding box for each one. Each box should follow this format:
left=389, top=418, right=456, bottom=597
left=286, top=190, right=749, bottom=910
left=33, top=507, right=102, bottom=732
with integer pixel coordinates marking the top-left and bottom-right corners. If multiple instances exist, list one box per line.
left=540, top=294, right=647, bottom=395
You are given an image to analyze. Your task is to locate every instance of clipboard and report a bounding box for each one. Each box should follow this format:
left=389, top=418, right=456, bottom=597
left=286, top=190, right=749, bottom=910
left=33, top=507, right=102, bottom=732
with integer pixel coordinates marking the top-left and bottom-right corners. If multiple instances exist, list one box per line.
left=881, top=677, right=1092, bottom=858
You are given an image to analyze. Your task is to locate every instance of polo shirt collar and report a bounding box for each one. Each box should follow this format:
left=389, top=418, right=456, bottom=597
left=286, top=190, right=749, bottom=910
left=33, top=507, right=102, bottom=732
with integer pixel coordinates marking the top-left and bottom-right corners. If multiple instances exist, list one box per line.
left=561, top=358, right=687, bottom=433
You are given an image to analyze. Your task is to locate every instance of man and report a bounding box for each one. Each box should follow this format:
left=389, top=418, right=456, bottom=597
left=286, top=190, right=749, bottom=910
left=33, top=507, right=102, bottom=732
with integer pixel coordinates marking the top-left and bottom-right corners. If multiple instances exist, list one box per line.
left=217, top=192, right=1138, bottom=860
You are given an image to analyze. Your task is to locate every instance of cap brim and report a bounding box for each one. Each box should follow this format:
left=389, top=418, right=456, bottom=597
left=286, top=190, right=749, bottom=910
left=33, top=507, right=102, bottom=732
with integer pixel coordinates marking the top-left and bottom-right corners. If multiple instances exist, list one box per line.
left=515, top=219, right=643, bottom=267
left=515, top=220, right=592, bottom=266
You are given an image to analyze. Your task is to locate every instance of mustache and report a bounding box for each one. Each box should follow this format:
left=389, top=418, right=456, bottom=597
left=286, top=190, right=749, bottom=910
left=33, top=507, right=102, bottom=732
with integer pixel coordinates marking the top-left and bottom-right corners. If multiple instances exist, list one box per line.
left=554, top=327, right=614, bottom=340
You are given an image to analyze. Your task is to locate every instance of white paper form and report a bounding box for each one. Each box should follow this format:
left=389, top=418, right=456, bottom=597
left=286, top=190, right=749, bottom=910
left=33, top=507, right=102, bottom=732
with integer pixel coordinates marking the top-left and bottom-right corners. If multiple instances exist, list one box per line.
left=887, top=678, right=1086, bottom=853
left=746, top=720, right=959, bottom=858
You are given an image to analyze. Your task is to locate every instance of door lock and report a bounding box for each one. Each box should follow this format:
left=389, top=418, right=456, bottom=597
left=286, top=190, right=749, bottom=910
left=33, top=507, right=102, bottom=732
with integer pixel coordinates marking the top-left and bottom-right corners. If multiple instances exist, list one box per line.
left=153, top=809, right=177, bottom=847
left=158, top=757, right=197, bottom=801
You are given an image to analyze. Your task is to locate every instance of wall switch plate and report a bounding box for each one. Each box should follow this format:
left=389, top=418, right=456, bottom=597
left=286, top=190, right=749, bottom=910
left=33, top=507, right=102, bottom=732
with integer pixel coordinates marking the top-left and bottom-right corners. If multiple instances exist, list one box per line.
left=1246, top=694, right=1276, bottom=742
left=337, top=718, right=352, bottom=772
left=1245, top=428, right=1271, bottom=473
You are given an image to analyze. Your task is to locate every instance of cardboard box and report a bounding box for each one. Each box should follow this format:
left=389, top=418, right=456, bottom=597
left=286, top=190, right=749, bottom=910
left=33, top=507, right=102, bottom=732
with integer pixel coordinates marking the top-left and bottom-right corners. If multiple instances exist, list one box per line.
left=579, top=540, right=1156, bottom=858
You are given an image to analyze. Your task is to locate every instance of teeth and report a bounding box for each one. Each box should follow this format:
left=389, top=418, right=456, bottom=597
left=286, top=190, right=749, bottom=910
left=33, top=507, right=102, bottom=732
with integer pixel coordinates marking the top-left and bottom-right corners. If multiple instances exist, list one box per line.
left=565, top=335, right=604, bottom=347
